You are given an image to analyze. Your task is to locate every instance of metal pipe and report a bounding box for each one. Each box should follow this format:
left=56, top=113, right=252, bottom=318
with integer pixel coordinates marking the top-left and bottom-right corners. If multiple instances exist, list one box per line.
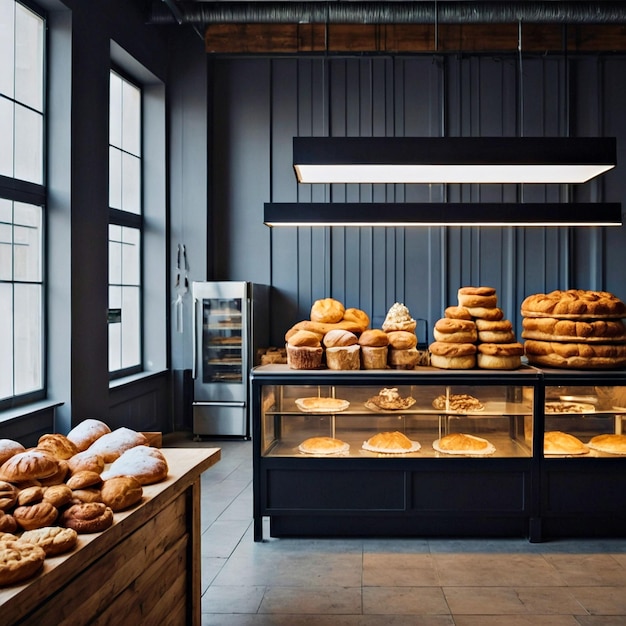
left=150, top=1, right=626, bottom=26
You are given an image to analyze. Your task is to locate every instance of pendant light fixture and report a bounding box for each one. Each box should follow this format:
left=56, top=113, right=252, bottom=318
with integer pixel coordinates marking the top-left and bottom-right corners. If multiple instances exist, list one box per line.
left=292, top=136, right=616, bottom=185
left=264, top=202, right=622, bottom=227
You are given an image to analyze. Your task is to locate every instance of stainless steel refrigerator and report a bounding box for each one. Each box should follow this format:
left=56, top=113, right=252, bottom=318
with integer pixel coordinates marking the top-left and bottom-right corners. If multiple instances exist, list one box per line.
left=192, top=281, right=269, bottom=438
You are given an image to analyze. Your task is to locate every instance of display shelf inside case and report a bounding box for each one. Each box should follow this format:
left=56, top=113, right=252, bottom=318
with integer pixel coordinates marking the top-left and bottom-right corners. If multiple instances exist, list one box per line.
left=202, top=299, right=244, bottom=383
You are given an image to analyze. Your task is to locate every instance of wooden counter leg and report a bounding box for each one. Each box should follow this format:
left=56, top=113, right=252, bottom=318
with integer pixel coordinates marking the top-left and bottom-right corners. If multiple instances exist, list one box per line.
left=189, top=479, right=202, bottom=626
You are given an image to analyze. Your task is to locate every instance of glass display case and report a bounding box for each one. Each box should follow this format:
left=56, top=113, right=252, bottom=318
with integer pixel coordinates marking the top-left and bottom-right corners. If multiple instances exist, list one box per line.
left=251, top=365, right=542, bottom=542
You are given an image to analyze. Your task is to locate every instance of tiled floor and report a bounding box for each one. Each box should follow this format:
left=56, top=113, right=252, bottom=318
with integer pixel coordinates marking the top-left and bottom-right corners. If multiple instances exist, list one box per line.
left=164, top=433, right=626, bottom=625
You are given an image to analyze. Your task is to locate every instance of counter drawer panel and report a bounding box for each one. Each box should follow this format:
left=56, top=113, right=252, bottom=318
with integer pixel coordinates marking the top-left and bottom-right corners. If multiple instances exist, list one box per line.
left=411, top=471, right=528, bottom=512
left=266, top=469, right=406, bottom=510
left=545, top=470, right=626, bottom=514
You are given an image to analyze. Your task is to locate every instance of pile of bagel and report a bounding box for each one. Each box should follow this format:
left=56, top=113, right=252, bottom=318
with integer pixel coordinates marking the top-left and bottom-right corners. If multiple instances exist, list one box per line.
left=429, top=287, right=524, bottom=370
left=284, top=298, right=423, bottom=370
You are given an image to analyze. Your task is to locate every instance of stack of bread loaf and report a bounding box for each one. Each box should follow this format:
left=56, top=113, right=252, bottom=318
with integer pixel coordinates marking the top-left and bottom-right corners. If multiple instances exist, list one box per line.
left=0, top=419, right=168, bottom=586
left=382, top=302, right=420, bottom=369
left=521, top=289, right=626, bottom=369
left=429, top=286, right=524, bottom=370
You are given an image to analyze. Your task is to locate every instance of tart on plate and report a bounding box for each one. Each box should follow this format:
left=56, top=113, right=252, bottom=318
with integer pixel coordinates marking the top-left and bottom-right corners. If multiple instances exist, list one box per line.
left=362, top=431, right=421, bottom=454
left=298, top=437, right=350, bottom=455
left=432, top=433, right=496, bottom=456
left=295, top=397, right=350, bottom=413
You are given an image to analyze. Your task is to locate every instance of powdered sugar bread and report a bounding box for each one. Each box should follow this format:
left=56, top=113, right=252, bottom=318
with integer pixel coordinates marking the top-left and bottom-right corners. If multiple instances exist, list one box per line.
left=100, top=445, right=168, bottom=485
left=86, top=427, right=148, bottom=463
left=0, top=439, right=26, bottom=466
left=67, top=418, right=112, bottom=452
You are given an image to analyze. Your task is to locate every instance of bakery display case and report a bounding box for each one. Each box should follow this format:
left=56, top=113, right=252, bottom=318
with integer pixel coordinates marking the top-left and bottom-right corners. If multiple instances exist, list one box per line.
left=252, top=364, right=542, bottom=541
left=538, top=369, right=626, bottom=539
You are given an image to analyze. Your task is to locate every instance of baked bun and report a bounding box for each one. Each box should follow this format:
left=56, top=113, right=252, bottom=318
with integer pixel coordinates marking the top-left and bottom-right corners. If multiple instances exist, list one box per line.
left=430, top=354, right=476, bottom=370
left=475, top=319, right=512, bottom=332
left=66, top=470, right=102, bottom=490
left=477, top=342, right=523, bottom=370
left=287, top=330, right=321, bottom=347
left=457, top=287, right=497, bottom=309
left=0, top=449, right=59, bottom=482
left=325, top=345, right=361, bottom=370
left=429, top=341, right=476, bottom=369
left=388, top=348, right=419, bottom=370
left=587, top=434, right=626, bottom=455
left=467, top=306, right=504, bottom=320
left=42, top=484, right=73, bottom=508
left=36, top=434, right=78, bottom=460
left=298, top=437, right=350, bottom=455
left=521, top=289, right=626, bottom=319
left=362, top=431, right=420, bottom=453
left=382, top=302, right=417, bottom=332
left=323, top=329, right=358, bottom=348
left=445, top=306, right=472, bottom=320
left=0, top=511, right=17, bottom=533
left=359, top=329, right=389, bottom=347
left=86, top=427, right=148, bottom=464
left=69, top=488, right=102, bottom=504
left=101, top=445, right=169, bottom=485
left=67, top=450, right=105, bottom=475
left=433, top=318, right=477, bottom=344
left=0, top=439, right=26, bottom=466
left=310, top=298, right=345, bottom=323
left=342, top=308, right=370, bottom=331
left=386, top=331, right=418, bottom=350
left=524, top=339, right=626, bottom=369
left=13, top=502, right=58, bottom=531
left=39, top=459, right=69, bottom=486
left=67, top=418, right=111, bottom=452
left=478, top=330, right=516, bottom=343
left=0, top=482, right=18, bottom=511
left=544, top=431, right=589, bottom=455
left=18, top=526, right=78, bottom=557
left=0, top=540, right=46, bottom=585
left=284, top=326, right=323, bottom=343
left=291, top=319, right=365, bottom=335
left=433, top=433, right=496, bottom=455
left=16, top=486, right=44, bottom=506
left=60, top=502, right=114, bottom=534
left=100, top=476, right=143, bottom=511
left=521, top=317, right=626, bottom=343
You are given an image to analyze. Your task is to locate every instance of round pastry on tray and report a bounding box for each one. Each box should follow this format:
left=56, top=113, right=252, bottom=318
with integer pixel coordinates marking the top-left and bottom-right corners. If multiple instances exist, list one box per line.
left=432, top=433, right=496, bottom=456
left=365, top=388, right=416, bottom=411
left=295, top=397, right=350, bottom=413
left=544, top=431, right=589, bottom=455
left=587, top=433, right=626, bottom=455
left=298, top=437, right=350, bottom=455
left=362, top=431, right=421, bottom=454
left=432, top=394, right=484, bottom=413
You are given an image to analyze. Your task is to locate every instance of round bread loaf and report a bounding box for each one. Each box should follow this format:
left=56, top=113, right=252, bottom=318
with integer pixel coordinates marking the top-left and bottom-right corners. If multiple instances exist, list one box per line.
left=13, top=502, right=58, bottom=531
left=0, top=512, right=17, bottom=533
left=467, top=306, right=504, bottom=320
left=478, top=330, right=516, bottom=343
left=458, top=287, right=498, bottom=309
left=458, top=286, right=496, bottom=297
left=287, top=329, right=321, bottom=347
left=100, top=476, right=143, bottom=511
left=298, top=437, right=349, bottom=455
left=0, top=440, right=26, bottom=466
left=310, top=298, right=345, bottom=323
left=60, top=502, right=113, bottom=534
left=86, top=427, right=148, bottom=464
left=475, top=319, right=513, bottom=331
left=67, top=418, right=111, bottom=452
left=430, top=353, right=476, bottom=370
left=477, top=342, right=523, bottom=370
left=69, top=488, right=102, bottom=504
left=18, top=526, right=78, bottom=557
left=37, top=434, right=78, bottom=460
left=39, top=459, right=69, bottom=486
left=66, top=470, right=102, bottom=490
left=386, top=331, right=418, bottom=350
left=67, top=450, right=105, bottom=475
left=524, top=339, right=626, bottom=369
left=544, top=431, right=589, bottom=455
left=429, top=341, right=477, bottom=357
left=101, top=445, right=169, bottom=485
left=521, top=289, right=626, bottom=319
left=323, top=329, right=358, bottom=348
left=43, top=484, right=73, bottom=508
left=0, top=450, right=59, bottom=483
left=587, top=434, right=626, bottom=455
left=359, top=329, right=389, bottom=347
left=342, top=308, right=370, bottom=331
left=444, top=306, right=472, bottom=320
left=521, top=317, right=626, bottom=343
left=433, top=318, right=477, bottom=344
left=17, top=486, right=44, bottom=506
left=0, top=540, right=46, bottom=586
left=0, top=482, right=18, bottom=511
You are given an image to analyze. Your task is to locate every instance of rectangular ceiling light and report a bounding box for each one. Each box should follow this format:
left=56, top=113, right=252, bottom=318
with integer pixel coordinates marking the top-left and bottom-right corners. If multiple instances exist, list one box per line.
left=264, top=203, right=623, bottom=227
left=293, top=137, right=617, bottom=184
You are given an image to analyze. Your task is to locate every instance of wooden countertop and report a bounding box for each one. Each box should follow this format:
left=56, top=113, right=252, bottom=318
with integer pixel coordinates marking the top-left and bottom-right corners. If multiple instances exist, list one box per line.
left=0, top=447, right=221, bottom=621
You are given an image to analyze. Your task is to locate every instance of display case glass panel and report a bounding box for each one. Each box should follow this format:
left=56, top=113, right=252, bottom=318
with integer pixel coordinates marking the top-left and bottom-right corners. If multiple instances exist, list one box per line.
left=260, top=382, right=534, bottom=458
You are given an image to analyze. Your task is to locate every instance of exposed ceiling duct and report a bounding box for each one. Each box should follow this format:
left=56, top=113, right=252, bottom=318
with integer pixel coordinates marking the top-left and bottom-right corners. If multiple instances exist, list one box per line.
left=150, top=1, right=626, bottom=26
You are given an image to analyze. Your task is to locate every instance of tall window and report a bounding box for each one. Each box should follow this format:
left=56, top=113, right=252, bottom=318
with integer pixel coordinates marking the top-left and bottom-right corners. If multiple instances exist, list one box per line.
left=108, top=70, right=142, bottom=376
left=0, top=0, right=45, bottom=408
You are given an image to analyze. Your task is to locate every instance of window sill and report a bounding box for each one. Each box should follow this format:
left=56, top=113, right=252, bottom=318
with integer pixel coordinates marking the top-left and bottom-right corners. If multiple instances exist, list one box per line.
left=0, top=400, right=64, bottom=426
left=109, top=369, right=168, bottom=390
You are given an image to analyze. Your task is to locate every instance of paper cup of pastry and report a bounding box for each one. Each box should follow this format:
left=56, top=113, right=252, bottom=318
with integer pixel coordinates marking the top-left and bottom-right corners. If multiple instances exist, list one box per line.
left=388, top=348, right=419, bottom=370
left=298, top=437, right=350, bottom=455
left=433, top=433, right=496, bottom=456
left=382, top=302, right=417, bottom=332
left=286, top=330, right=323, bottom=370
left=323, top=329, right=360, bottom=370
left=429, top=341, right=477, bottom=370
left=359, top=330, right=389, bottom=369
left=363, top=431, right=420, bottom=454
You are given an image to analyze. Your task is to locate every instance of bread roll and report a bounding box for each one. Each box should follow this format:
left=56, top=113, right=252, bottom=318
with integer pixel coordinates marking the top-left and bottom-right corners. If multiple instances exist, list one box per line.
left=86, top=427, right=148, bottom=464
left=524, top=339, right=626, bottom=369
left=66, top=470, right=102, bottom=490
left=13, top=502, right=58, bottom=531
left=310, top=298, right=345, bottom=323
left=18, top=526, right=78, bottom=557
left=290, top=319, right=365, bottom=335
left=101, top=445, right=169, bottom=485
left=521, top=317, right=626, bottom=343
left=457, top=287, right=497, bottom=309
left=16, top=486, right=44, bottom=506
left=39, top=459, right=69, bottom=486
left=521, top=289, right=626, bottom=319
left=36, top=434, right=78, bottom=460
left=475, top=319, right=513, bottom=331
left=298, top=437, right=350, bottom=455
left=285, top=326, right=324, bottom=343
left=323, top=329, right=358, bottom=348
left=363, top=431, right=420, bottom=453
left=0, top=440, right=26, bottom=466
left=433, top=318, right=477, bottom=344
left=100, top=476, right=143, bottom=511
left=359, top=329, right=389, bottom=347
left=342, top=307, right=370, bottom=332
left=478, top=330, right=516, bottom=343
left=67, top=419, right=111, bottom=452
left=287, top=330, right=322, bottom=347
left=386, top=331, right=418, bottom=350
left=325, top=345, right=361, bottom=370
left=0, top=482, right=18, bottom=511
left=60, top=502, right=114, bottom=533
left=467, top=306, right=504, bottom=320
left=67, top=450, right=105, bottom=475
left=544, top=431, right=589, bottom=455
left=0, top=450, right=59, bottom=482
left=0, top=540, right=46, bottom=585
left=430, top=353, right=476, bottom=370
left=429, top=341, right=477, bottom=357
left=444, top=306, right=472, bottom=320
left=42, top=484, right=73, bottom=508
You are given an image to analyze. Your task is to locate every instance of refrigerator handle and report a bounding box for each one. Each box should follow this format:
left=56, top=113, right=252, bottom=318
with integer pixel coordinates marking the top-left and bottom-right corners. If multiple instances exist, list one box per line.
left=191, top=296, right=197, bottom=379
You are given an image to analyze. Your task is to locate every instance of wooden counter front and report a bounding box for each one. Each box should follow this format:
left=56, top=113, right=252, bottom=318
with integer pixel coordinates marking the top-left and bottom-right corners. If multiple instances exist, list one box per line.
left=0, top=447, right=221, bottom=626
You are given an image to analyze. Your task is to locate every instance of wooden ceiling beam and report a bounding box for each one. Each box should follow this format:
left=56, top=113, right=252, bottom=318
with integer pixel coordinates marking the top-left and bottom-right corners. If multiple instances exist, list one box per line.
left=205, top=23, right=626, bottom=54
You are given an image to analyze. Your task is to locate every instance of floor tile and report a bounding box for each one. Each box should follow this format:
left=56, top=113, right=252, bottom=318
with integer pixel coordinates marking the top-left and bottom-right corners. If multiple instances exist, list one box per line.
left=363, top=553, right=440, bottom=586
left=569, top=586, right=626, bottom=615
left=454, top=616, right=581, bottom=626
left=544, top=554, right=626, bottom=586
left=362, top=586, right=449, bottom=615
left=201, top=585, right=266, bottom=614
left=258, top=586, right=362, bottom=614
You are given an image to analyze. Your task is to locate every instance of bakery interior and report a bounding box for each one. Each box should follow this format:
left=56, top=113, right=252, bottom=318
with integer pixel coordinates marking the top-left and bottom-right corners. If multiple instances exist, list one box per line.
left=3, top=0, right=626, bottom=623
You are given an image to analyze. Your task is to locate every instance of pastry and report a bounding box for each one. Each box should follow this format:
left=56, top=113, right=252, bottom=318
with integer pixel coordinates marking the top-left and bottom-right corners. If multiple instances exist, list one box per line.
left=67, top=450, right=105, bottom=475
left=66, top=418, right=112, bottom=452
left=298, top=437, right=350, bottom=455
left=521, top=317, right=626, bottom=343
left=36, top=433, right=79, bottom=460
left=429, top=341, right=477, bottom=370
left=457, top=286, right=498, bottom=309
left=323, top=329, right=358, bottom=348
left=69, top=488, right=102, bottom=504
left=365, top=387, right=416, bottom=411
left=521, top=289, right=626, bottom=319
left=359, top=330, right=389, bottom=369
left=524, top=339, right=626, bottom=369
left=433, top=433, right=496, bottom=455
left=42, top=484, right=73, bottom=508
left=0, top=449, right=59, bottom=482
left=433, top=318, right=478, bottom=344
left=60, top=502, right=114, bottom=534
left=342, top=308, right=370, bottom=331
left=544, top=431, right=589, bottom=455
left=363, top=431, right=420, bottom=453
left=310, top=297, right=345, bottom=323
left=294, top=397, right=350, bottom=413
left=286, top=330, right=324, bottom=370
left=101, top=445, right=169, bottom=485
left=444, top=305, right=472, bottom=320
left=388, top=348, right=419, bottom=369
left=432, top=393, right=484, bottom=412
left=290, top=319, right=366, bottom=336
left=18, top=526, right=78, bottom=556
left=16, top=486, right=44, bottom=506
left=86, top=427, right=149, bottom=463
left=0, top=540, right=46, bottom=586
left=100, top=476, right=143, bottom=511
left=66, top=470, right=103, bottom=490
left=0, top=482, right=18, bottom=511
left=0, top=439, right=26, bottom=466
left=386, top=331, right=418, bottom=350
left=477, top=342, right=524, bottom=370
left=0, top=512, right=17, bottom=533
left=466, top=306, right=505, bottom=320
left=382, top=302, right=417, bottom=332
left=587, top=434, right=626, bottom=455
left=39, top=459, right=69, bottom=486
left=545, top=401, right=595, bottom=414
left=13, top=502, right=58, bottom=531
left=475, top=318, right=515, bottom=343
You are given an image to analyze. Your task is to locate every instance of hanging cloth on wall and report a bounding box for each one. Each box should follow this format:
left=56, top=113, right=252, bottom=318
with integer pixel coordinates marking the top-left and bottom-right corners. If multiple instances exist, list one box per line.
left=174, top=243, right=189, bottom=333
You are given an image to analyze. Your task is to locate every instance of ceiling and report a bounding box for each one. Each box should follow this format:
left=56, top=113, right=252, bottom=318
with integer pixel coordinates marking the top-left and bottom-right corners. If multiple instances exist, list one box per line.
left=146, top=1, right=626, bottom=54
